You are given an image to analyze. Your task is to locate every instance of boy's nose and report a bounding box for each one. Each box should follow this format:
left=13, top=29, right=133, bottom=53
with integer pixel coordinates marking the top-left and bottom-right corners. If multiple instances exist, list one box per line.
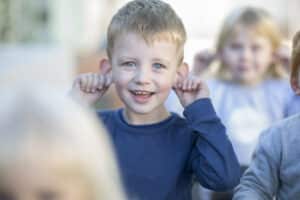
left=134, top=68, right=151, bottom=84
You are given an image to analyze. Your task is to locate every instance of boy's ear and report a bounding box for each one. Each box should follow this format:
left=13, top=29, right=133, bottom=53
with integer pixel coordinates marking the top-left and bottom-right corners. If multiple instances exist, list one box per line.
left=99, top=58, right=112, bottom=75
left=175, top=62, right=189, bottom=83
left=291, top=75, right=300, bottom=95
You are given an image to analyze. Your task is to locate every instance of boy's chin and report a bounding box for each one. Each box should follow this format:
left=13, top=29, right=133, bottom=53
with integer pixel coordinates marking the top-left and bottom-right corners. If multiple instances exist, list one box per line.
left=126, top=105, right=159, bottom=114
left=126, top=102, right=167, bottom=113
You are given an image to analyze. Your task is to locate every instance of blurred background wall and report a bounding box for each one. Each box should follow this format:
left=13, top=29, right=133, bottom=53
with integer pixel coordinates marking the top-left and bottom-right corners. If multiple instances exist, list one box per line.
left=0, top=0, right=299, bottom=105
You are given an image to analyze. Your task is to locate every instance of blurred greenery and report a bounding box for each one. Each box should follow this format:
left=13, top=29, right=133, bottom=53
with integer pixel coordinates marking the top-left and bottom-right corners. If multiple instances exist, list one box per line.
left=0, top=0, right=50, bottom=43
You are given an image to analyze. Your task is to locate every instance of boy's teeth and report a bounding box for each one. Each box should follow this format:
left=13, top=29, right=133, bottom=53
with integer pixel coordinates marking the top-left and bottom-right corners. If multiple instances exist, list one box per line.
left=133, top=91, right=151, bottom=95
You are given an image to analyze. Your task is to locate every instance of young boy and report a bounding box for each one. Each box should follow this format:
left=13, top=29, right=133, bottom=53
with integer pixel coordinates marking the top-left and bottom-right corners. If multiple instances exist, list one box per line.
left=233, top=30, right=300, bottom=199
left=70, top=0, right=240, bottom=199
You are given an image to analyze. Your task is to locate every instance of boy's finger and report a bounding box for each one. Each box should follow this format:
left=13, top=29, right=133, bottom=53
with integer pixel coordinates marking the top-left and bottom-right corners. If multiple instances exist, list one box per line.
left=91, top=74, right=98, bottom=93
left=188, top=80, right=194, bottom=90
left=103, top=75, right=108, bottom=88
left=183, top=80, right=189, bottom=90
left=73, top=78, right=80, bottom=88
left=196, top=81, right=202, bottom=90
left=192, top=81, right=198, bottom=90
left=105, top=74, right=112, bottom=88
left=97, top=75, right=105, bottom=90
left=85, top=74, right=93, bottom=92
left=80, top=75, right=88, bottom=92
left=76, top=76, right=83, bottom=90
left=73, top=79, right=81, bottom=90
left=183, top=79, right=191, bottom=91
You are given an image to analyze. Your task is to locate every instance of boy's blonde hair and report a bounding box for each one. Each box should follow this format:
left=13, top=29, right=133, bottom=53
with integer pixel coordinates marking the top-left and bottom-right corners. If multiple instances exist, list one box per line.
left=106, top=0, right=186, bottom=64
left=216, top=6, right=286, bottom=80
left=291, top=31, right=300, bottom=83
left=0, top=87, right=126, bottom=200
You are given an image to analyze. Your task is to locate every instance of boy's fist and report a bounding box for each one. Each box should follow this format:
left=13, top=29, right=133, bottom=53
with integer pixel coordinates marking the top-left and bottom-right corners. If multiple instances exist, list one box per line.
left=70, top=73, right=112, bottom=106
left=173, top=75, right=209, bottom=107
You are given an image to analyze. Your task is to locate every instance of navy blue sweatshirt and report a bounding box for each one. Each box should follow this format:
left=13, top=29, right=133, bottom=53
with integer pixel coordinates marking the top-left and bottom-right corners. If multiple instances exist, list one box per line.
left=98, top=99, right=240, bottom=200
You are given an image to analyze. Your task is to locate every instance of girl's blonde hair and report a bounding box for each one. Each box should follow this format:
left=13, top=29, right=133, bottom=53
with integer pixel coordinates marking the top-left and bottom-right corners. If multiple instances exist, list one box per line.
left=0, top=87, right=126, bottom=200
left=215, top=6, right=286, bottom=80
left=291, top=31, right=300, bottom=84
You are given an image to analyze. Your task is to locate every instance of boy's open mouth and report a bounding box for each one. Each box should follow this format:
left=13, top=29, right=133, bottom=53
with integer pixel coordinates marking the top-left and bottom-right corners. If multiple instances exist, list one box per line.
left=130, top=90, right=155, bottom=97
left=129, top=90, right=155, bottom=103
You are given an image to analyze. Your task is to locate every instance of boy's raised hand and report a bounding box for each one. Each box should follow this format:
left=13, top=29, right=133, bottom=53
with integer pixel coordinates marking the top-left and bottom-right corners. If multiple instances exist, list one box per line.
left=69, top=59, right=112, bottom=106
left=70, top=73, right=112, bottom=105
left=173, top=75, right=210, bottom=108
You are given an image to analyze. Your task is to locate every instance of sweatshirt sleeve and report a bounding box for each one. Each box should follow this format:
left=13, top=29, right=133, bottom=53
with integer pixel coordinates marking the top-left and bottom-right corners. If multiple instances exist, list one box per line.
left=233, top=127, right=281, bottom=200
left=184, top=98, right=240, bottom=191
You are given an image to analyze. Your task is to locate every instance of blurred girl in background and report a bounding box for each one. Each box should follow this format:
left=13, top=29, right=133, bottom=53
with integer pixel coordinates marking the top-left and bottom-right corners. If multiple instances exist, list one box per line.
left=167, top=6, right=293, bottom=200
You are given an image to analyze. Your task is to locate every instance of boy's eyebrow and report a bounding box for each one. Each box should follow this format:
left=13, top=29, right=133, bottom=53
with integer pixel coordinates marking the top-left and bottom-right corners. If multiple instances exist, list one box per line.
left=117, top=57, right=171, bottom=65
left=152, top=58, right=171, bottom=65
left=117, top=56, right=137, bottom=62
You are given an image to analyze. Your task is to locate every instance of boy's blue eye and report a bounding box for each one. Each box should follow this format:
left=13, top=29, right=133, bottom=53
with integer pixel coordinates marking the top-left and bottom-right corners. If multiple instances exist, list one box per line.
left=153, top=63, right=165, bottom=70
left=122, top=61, right=136, bottom=68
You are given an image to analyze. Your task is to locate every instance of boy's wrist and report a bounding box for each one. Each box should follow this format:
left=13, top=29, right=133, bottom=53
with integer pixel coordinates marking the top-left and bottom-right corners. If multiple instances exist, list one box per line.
left=182, top=95, right=209, bottom=108
left=183, top=98, right=217, bottom=120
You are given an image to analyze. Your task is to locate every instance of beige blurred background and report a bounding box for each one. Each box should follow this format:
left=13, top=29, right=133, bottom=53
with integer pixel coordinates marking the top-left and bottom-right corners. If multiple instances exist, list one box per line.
left=1, top=0, right=300, bottom=108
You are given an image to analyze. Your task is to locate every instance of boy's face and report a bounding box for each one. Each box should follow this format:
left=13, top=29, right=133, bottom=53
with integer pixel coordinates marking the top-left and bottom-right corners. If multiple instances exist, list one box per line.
left=0, top=160, right=89, bottom=200
left=220, top=26, right=273, bottom=85
left=109, top=32, right=182, bottom=119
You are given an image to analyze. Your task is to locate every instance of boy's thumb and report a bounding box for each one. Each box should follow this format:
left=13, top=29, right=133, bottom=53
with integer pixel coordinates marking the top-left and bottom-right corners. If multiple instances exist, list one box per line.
left=72, top=78, right=81, bottom=89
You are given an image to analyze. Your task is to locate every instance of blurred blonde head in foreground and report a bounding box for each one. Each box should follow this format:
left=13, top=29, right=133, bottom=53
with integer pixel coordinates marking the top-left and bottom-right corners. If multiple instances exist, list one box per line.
left=0, top=87, right=126, bottom=200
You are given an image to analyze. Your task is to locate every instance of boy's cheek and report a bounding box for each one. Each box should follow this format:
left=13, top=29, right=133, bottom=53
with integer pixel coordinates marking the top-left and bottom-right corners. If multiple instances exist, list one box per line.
left=159, top=80, right=175, bottom=92
left=111, top=74, right=116, bottom=83
left=111, top=75, right=129, bottom=87
left=111, top=72, right=122, bottom=84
